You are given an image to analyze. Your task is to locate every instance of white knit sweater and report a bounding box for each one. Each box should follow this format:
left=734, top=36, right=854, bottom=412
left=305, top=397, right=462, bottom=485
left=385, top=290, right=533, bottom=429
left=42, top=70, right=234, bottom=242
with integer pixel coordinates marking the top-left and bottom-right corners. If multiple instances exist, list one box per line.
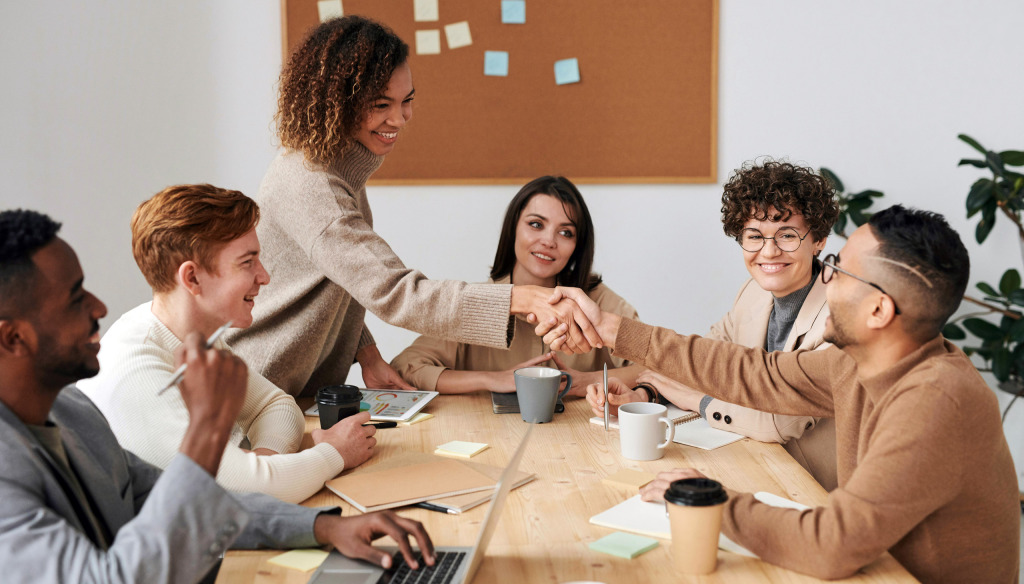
left=78, top=303, right=345, bottom=503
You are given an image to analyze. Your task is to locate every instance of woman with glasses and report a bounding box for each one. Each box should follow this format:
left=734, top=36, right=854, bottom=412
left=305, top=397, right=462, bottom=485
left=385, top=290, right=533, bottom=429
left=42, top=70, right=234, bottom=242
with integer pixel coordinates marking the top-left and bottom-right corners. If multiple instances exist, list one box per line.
left=588, top=159, right=841, bottom=491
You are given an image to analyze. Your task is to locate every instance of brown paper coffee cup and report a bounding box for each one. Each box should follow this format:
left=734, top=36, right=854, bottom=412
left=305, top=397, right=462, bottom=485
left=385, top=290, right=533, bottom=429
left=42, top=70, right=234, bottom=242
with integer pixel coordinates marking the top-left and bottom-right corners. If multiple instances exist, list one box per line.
left=665, top=478, right=728, bottom=574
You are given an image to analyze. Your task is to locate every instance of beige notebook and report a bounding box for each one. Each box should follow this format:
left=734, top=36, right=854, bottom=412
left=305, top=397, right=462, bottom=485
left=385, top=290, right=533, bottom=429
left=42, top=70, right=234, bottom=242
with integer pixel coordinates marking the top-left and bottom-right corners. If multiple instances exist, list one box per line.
left=325, top=456, right=496, bottom=512
left=356, top=452, right=536, bottom=514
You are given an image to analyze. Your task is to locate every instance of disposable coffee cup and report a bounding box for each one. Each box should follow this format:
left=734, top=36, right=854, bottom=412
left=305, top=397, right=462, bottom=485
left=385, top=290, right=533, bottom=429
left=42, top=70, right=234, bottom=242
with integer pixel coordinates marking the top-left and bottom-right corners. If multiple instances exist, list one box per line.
left=514, top=367, right=572, bottom=423
left=316, top=385, right=361, bottom=430
left=665, top=478, right=728, bottom=574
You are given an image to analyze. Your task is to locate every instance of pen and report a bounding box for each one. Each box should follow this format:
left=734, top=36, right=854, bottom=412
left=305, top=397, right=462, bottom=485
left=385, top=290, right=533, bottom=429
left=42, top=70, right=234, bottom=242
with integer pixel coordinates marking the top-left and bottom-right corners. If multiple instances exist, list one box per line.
left=603, top=363, right=610, bottom=431
left=363, top=421, right=398, bottom=429
left=156, top=321, right=233, bottom=396
left=414, top=502, right=457, bottom=515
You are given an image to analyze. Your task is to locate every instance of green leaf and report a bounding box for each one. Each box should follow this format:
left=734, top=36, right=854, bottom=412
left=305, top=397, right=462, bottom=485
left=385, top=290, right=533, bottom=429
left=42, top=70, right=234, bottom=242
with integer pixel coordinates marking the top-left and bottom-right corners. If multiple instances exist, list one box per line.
left=986, top=151, right=1005, bottom=176
left=958, top=134, right=987, bottom=155
left=943, top=323, right=967, bottom=340
left=820, top=167, right=844, bottom=192
left=833, top=213, right=848, bottom=236
left=977, top=281, right=1000, bottom=296
left=992, top=347, right=1011, bottom=381
left=958, top=158, right=988, bottom=168
left=847, top=198, right=873, bottom=212
left=966, top=180, right=994, bottom=217
left=1009, top=317, right=1024, bottom=342
left=975, top=202, right=997, bottom=243
left=1000, top=150, right=1024, bottom=166
left=849, top=209, right=868, bottom=227
left=963, top=317, right=1004, bottom=340
left=1000, top=269, right=1021, bottom=297
left=1009, top=289, right=1024, bottom=307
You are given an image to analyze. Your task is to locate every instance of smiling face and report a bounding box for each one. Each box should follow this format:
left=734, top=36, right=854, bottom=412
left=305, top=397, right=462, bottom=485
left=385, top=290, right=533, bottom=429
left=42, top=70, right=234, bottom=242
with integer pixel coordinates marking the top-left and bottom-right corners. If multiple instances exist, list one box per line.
left=28, top=238, right=108, bottom=385
left=823, top=225, right=881, bottom=349
left=353, top=62, right=414, bottom=156
left=510, top=194, right=578, bottom=288
left=194, top=229, right=269, bottom=330
left=742, top=207, right=826, bottom=298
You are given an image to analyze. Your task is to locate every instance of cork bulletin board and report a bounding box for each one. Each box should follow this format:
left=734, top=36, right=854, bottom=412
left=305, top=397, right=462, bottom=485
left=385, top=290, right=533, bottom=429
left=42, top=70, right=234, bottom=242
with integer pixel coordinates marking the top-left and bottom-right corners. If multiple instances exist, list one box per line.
left=281, top=0, right=718, bottom=184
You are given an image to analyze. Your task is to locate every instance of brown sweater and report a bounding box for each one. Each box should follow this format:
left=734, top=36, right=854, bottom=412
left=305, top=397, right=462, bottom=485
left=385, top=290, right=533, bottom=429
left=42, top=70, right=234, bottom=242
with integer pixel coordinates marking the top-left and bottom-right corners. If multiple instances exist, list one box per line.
left=226, top=145, right=514, bottom=396
left=614, top=318, right=1020, bottom=583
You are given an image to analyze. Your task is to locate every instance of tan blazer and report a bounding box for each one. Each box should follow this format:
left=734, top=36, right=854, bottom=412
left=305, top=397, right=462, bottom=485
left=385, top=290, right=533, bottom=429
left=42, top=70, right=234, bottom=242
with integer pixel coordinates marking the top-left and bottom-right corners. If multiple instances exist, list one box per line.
left=703, top=276, right=838, bottom=491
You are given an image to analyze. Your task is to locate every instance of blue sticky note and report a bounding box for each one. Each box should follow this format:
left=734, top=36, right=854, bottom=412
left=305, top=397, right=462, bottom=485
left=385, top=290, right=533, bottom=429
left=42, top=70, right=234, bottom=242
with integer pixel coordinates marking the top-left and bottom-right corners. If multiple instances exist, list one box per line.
left=501, top=0, right=526, bottom=24
left=589, top=532, right=659, bottom=559
left=484, top=51, right=509, bottom=76
left=554, top=58, right=580, bottom=85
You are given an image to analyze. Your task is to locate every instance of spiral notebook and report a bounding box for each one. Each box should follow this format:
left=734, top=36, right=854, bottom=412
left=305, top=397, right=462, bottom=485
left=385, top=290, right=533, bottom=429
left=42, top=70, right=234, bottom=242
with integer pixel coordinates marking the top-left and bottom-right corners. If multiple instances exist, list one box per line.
left=589, top=406, right=743, bottom=450
left=588, top=404, right=698, bottom=429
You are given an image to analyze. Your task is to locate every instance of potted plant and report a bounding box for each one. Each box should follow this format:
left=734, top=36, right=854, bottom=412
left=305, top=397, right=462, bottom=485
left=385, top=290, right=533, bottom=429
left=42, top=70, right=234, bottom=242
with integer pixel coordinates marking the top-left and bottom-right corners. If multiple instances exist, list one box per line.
left=940, top=135, right=1024, bottom=422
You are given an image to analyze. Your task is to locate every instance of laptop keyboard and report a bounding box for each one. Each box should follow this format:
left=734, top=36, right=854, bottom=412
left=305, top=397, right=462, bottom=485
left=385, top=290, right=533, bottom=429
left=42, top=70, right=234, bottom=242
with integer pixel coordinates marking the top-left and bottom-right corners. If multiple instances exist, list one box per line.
left=377, top=550, right=466, bottom=584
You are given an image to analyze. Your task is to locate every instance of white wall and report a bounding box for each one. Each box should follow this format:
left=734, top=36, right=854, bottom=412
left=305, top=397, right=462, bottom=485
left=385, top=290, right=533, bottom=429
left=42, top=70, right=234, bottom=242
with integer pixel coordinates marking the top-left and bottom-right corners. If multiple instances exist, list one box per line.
left=2, top=1, right=1022, bottom=486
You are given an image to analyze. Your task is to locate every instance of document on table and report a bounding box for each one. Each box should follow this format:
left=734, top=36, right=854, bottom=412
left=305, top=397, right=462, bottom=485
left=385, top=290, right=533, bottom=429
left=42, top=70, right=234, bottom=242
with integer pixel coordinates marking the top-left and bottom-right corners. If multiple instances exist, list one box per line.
left=589, top=492, right=811, bottom=558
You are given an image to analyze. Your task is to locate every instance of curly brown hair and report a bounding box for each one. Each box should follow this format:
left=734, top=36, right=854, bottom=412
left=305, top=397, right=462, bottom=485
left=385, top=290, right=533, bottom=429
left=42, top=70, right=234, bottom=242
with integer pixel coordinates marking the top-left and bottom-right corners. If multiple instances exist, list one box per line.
left=720, top=159, right=838, bottom=242
left=276, top=16, right=409, bottom=166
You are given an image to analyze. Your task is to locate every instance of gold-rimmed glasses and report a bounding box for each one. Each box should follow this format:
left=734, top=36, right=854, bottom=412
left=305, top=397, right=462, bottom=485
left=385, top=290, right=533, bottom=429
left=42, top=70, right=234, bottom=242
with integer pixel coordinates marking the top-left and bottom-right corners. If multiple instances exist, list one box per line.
left=738, top=227, right=810, bottom=253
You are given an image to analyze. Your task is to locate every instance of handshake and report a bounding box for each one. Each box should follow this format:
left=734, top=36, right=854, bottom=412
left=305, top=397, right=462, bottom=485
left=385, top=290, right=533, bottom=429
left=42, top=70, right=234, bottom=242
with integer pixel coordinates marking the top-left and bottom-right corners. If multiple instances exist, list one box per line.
left=511, top=285, right=622, bottom=354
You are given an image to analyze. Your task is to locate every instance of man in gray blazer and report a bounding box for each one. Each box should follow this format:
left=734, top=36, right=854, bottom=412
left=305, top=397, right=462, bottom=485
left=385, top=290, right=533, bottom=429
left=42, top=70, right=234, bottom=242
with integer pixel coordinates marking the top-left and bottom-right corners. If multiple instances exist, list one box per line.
left=0, top=209, right=435, bottom=583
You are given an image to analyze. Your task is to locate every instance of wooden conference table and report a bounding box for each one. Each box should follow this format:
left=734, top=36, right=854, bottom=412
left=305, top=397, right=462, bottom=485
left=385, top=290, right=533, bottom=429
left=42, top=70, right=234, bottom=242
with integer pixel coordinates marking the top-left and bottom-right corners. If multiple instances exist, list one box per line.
left=218, top=394, right=916, bottom=583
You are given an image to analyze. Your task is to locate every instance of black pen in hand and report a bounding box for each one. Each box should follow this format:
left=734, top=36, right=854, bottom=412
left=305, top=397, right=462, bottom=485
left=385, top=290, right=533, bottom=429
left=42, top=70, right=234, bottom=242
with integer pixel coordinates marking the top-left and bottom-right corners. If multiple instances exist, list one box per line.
left=363, top=421, right=398, bottom=429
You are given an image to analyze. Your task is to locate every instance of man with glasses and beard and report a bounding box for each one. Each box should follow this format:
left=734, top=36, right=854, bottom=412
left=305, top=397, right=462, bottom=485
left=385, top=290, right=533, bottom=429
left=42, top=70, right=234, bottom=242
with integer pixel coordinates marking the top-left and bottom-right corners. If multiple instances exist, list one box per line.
left=557, top=205, right=1018, bottom=583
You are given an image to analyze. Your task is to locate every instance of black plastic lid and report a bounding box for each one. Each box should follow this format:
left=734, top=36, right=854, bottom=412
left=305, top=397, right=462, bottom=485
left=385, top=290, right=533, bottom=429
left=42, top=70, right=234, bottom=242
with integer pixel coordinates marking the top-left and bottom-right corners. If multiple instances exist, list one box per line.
left=664, top=478, right=728, bottom=507
left=316, top=384, right=361, bottom=405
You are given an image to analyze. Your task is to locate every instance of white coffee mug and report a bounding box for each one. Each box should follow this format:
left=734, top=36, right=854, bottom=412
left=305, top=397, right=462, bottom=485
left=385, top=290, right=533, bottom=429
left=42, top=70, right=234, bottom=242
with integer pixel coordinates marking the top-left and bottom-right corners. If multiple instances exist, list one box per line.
left=618, top=402, right=675, bottom=461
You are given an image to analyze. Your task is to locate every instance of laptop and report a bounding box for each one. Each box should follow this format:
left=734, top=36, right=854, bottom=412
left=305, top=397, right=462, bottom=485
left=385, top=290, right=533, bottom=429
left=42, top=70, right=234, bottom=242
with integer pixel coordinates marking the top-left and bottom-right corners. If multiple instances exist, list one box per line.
left=308, top=425, right=534, bottom=584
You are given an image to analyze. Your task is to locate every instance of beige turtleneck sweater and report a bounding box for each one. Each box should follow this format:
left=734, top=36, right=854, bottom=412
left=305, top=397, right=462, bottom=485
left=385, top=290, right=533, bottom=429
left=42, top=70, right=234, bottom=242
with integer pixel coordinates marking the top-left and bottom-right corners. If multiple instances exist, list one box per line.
left=226, top=144, right=514, bottom=397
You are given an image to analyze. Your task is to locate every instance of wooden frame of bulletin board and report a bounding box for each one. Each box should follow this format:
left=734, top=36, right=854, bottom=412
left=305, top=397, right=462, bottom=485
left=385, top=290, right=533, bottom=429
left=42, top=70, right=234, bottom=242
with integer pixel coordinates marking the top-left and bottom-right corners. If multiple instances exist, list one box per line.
left=281, top=0, right=718, bottom=185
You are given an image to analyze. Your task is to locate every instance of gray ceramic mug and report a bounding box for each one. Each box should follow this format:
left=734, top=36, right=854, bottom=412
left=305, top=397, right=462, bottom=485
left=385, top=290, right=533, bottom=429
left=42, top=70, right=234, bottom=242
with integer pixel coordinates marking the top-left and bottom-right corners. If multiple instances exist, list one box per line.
left=514, top=366, right=572, bottom=423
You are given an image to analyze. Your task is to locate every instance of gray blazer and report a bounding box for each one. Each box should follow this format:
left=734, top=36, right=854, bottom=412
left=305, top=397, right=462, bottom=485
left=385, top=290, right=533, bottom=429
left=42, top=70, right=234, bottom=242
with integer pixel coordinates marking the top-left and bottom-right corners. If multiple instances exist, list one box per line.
left=0, top=387, right=328, bottom=583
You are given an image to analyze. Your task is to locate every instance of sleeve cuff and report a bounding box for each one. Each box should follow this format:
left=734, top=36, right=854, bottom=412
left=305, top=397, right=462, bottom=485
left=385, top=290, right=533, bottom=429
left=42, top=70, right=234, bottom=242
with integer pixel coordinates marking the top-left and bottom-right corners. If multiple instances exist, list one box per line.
left=456, top=283, right=514, bottom=349
left=699, top=395, right=714, bottom=419
left=611, top=317, right=653, bottom=364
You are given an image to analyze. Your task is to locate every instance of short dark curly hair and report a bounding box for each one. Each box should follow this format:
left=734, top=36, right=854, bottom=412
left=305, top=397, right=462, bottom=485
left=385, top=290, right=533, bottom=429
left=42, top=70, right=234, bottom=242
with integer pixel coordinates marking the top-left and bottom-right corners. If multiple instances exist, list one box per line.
left=276, top=16, right=409, bottom=166
left=720, top=159, right=838, bottom=242
left=0, top=209, right=62, bottom=316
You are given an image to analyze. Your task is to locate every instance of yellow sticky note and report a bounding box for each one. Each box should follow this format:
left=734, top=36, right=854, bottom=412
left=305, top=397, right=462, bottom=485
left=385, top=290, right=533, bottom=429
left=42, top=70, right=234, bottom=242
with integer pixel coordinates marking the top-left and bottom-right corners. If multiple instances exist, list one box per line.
left=414, top=0, right=439, bottom=22
left=267, top=549, right=329, bottom=572
left=317, top=0, right=343, bottom=22
left=435, top=440, right=488, bottom=458
left=415, top=30, right=441, bottom=55
left=400, top=412, right=434, bottom=425
left=602, top=469, right=656, bottom=490
left=444, top=21, right=472, bottom=50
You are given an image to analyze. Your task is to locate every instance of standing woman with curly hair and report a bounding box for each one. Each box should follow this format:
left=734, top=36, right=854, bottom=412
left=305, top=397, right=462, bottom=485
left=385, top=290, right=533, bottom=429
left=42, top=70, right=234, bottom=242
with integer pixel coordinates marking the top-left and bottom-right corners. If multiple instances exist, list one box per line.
left=588, top=159, right=842, bottom=491
left=226, top=16, right=598, bottom=398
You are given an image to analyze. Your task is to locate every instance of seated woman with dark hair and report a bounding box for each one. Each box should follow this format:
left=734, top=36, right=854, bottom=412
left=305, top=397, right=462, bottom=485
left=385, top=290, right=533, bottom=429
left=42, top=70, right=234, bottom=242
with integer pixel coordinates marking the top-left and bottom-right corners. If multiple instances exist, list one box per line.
left=588, top=159, right=841, bottom=491
left=391, top=176, right=640, bottom=396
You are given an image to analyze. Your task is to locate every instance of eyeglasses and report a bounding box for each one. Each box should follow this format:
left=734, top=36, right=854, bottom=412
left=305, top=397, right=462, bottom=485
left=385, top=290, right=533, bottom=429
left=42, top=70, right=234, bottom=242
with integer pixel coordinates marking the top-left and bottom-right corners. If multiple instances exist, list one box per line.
left=821, top=253, right=901, bottom=315
left=738, top=227, right=810, bottom=253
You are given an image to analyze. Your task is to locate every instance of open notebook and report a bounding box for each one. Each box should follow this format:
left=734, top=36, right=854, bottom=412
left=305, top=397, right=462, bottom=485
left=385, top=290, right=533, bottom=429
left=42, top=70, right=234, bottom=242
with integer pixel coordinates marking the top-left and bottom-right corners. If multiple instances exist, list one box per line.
left=590, top=405, right=743, bottom=450
left=589, top=491, right=812, bottom=558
